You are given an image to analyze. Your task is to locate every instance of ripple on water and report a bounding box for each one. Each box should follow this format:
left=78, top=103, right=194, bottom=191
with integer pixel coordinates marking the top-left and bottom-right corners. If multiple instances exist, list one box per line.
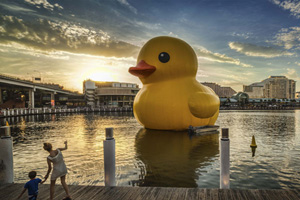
left=9, top=111, right=300, bottom=188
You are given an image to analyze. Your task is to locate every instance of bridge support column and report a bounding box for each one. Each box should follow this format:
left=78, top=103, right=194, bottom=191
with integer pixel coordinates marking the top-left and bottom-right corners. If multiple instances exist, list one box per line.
left=0, top=88, right=2, bottom=105
left=29, top=89, right=35, bottom=109
left=51, top=92, right=55, bottom=109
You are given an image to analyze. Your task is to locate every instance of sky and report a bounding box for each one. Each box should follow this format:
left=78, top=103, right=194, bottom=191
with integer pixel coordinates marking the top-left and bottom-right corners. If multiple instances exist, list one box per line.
left=1, top=0, right=300, bottom=93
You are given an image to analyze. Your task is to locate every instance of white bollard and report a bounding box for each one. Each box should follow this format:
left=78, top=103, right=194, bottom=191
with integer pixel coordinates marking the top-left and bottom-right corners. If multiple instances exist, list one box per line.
left=103, top=127, right=116, bottom=186
left=220, top=128, right=230, bottom=189
left=0, top=125, right=14, bottom=183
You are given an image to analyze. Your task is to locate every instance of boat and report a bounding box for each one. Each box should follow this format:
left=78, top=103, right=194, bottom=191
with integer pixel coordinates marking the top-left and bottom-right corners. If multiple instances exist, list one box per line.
left=188, top=125, right=220, bottom=135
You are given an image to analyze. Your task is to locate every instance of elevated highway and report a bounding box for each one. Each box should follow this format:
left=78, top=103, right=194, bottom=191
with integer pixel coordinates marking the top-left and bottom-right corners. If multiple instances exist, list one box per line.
left=0, top=74, right=83, bottom=108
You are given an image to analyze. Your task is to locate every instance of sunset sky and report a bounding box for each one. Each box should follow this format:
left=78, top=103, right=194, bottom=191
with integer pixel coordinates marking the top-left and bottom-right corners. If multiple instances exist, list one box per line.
left=1, top=0, right=300, bottom=92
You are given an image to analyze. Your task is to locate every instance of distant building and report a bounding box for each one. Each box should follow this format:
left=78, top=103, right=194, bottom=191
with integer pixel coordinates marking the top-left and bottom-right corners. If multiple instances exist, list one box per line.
left=243, top=76, right=296, bottom=99
left=243, top=82, right=264, bottom=98
left=295, top=91, right=300, bottom=99
left=201, top=82, right=236, bottom=97
left=231, top=92, right=249, bottom=103
left=83, top=80, right=140, bottom=107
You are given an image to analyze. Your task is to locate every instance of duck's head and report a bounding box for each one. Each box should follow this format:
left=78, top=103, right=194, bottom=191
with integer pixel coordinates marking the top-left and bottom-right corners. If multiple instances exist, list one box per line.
left=129, top=36, right=198, bottom=84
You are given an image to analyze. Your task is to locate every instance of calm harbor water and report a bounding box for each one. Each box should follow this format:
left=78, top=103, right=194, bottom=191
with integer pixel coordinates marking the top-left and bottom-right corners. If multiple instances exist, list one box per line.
left=4, top=110, right=300, bottom=189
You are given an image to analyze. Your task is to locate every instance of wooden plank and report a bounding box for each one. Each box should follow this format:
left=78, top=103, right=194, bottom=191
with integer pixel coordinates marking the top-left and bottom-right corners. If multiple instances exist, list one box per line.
left=100, top=186, right=132, bottom=200
left=257, top=189, right=273, bottom=200
left=1, top=184, right=27, bottom=200
left=74, top=185, right=98, bottom=199
left=232, top=189, right=250, bottom=200
left=92, top=186, right=114, bottom=199
left=121, top=187, right=146, bottom=200
left=243, top=189, right=261, bottom=200
left=82, top=185, right=103, bottom=199
left=2, top=183, right=300, bottom=200
left=69, top=185, right=99, bottom=200
left=33, top=184, right=50, bottom=200
left=197, top=188, right=208, bottom=200
left=282, top=189, right=300, bottom=200
left=218, top=189, right=235, bottom=200
left=249, top=189, right=264, bottom=200
left=1, top=184, right=18, bottom=199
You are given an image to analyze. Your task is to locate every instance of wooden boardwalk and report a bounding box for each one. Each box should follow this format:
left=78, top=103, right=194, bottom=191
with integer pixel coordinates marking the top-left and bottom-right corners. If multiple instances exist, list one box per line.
left=1, top=183, right=300, bottom=200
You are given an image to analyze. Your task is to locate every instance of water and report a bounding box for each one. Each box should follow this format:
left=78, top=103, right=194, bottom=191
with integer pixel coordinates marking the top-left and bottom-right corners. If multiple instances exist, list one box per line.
left=4, top=110, right=300, bottom=189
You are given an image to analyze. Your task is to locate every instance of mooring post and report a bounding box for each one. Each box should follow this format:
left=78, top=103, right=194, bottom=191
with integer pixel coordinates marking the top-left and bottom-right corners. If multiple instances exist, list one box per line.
left=103, top=127, right=116, bottom=186
left=220, top=128, right=230, bottom=189
left=0, top=123, right=14, bottom=183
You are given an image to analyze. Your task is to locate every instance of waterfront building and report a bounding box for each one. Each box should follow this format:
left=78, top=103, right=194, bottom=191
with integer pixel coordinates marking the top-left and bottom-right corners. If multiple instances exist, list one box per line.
left=231, top=92, right=249, bottom=105
left=243, top=82, right=264, bottom=98
left=296, top=91, right=300, bottom=99
left=83, top=80, right=140, bottom=107
left=243, top=76, right=296, bottom=99
left=201, top=82, right=236, bottom=97
left=244, top=84, right=256, bottom=99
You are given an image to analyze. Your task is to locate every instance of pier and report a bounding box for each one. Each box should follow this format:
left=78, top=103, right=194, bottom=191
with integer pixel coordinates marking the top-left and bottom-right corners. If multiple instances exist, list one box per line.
left=0, top=107, right=133, bottom=118
left=1, top=184, right=300, bottom=200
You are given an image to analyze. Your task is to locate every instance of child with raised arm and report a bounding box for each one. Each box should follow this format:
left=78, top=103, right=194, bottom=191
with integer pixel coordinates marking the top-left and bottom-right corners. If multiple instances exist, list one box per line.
left=43, top=141, right=71, bottom=200
left=17, top=171, right=45, bottom=200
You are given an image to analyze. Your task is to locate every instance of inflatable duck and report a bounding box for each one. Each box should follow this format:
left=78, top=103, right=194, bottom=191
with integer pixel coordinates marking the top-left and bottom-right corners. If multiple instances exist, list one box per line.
left=129, top=36, right=220, bottom=131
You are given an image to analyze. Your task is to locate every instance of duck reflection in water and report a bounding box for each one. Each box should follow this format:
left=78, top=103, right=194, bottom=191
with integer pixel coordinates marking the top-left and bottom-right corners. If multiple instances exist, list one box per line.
left=134, top=128, right=219, bottom=187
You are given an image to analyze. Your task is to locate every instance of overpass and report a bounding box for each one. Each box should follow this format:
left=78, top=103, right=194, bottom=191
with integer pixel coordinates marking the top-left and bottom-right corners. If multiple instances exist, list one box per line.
left=0, top=74, right=84, bottom=108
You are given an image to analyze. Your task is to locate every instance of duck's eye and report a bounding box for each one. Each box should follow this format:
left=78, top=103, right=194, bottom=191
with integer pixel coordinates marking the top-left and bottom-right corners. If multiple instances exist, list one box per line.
left=158, top=52, right=170, bottom=63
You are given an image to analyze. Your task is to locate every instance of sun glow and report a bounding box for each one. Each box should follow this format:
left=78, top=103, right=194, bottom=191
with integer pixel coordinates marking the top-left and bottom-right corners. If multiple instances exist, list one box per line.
left=80, top=59, right=119, bottom=82
left=87, top=71, right=117, bottom=82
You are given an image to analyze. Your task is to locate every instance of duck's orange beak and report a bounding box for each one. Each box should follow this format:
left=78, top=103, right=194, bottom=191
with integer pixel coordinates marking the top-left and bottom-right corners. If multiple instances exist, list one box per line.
left=129, top=60, right=156, bottom=78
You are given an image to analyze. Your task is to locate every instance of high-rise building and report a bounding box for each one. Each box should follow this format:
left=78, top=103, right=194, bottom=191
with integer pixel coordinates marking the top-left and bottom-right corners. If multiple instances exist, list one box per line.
left=243, top=76, right=296, bottom=99
left=201, top=82, right=236, bottom=97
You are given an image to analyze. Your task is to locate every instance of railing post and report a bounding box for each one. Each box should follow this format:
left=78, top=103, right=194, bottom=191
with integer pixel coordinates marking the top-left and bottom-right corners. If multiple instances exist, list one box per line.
left=103, top=127, right=116, bottom=186
left=220, top=128, right=230, bottom=189
left=0, top=123, right=13, bottom=183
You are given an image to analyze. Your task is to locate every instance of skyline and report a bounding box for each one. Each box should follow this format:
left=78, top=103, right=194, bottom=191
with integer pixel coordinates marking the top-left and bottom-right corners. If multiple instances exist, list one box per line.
left=1, top=0, right=300, bottom=92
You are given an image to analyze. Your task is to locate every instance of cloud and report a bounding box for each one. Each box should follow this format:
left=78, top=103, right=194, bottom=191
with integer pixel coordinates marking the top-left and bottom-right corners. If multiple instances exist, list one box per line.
left=0, top=44, right=71, bottom=60
left=273, top=27, right=300, bottom=50
left=117, top=0, right=137, bottom=14
left=0, top=2, right=37, bottom=13
left=230, top=32, right=253, bottom=39
left=24, top=0, right=63, bottom=11
left=228, top=42, right=294, bottom=57
left=271, top=0, right=300, bottom=19
left=168, top=32, right=179, bottom=37
left=196, top=69, right=208, bottom=78
left=195, top=47, right=253, bottom=68
left=0, top=15, right=139, bottom=58
left=283, top=68, right=300, bottom=80
left=219, top=79, right=244, bottom=87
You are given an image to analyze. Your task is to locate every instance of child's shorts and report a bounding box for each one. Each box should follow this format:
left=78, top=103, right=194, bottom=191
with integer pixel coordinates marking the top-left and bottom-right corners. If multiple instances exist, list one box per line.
left=29, top=195, right=37, bottom=200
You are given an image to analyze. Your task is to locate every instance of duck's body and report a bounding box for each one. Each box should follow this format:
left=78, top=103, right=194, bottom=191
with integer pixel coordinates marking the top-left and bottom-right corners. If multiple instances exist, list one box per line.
left=129, top=36, right=220, bottom=131
left=134, top=77, right=219, bottom=130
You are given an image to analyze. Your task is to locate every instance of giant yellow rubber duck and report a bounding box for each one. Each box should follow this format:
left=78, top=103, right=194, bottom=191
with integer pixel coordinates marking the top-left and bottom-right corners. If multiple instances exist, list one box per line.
left=129, top=36, right=220, bottom=131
